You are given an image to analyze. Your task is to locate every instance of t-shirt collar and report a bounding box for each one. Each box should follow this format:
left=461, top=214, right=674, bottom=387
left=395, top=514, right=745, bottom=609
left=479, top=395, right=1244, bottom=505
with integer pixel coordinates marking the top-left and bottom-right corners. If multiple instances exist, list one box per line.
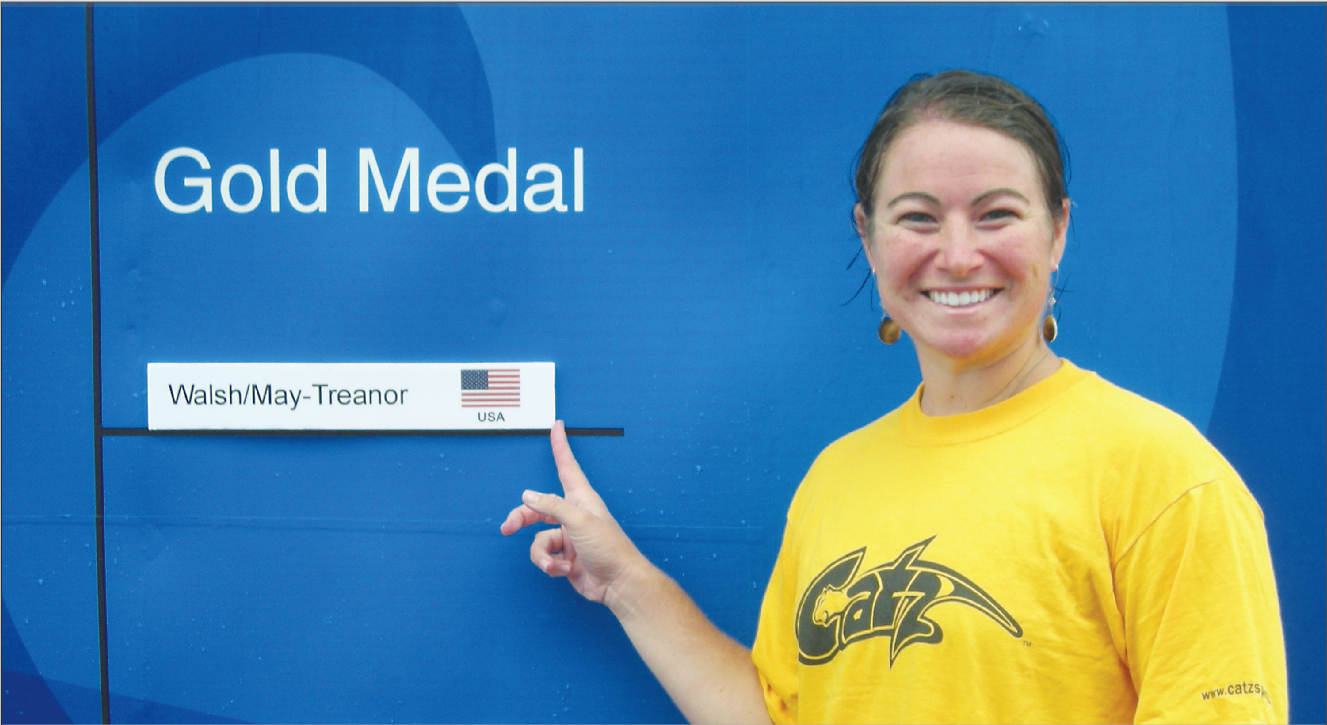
left=899, top=358, right=1089, bottom=446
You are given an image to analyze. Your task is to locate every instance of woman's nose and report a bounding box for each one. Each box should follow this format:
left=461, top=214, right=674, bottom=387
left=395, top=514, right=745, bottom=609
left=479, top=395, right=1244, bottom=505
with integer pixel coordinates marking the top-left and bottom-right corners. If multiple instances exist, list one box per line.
left=935, top=223, right=983, bottom=276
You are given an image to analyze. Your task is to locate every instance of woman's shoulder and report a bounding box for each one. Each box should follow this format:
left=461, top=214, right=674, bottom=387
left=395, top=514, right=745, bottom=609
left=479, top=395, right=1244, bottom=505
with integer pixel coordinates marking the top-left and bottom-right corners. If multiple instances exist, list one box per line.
left=1057, top=363, right=1255, bottom=513
left=788, top=401, right=912, bottom=506
left=1062, top=365, right=1222, bottom=455
left=812, top=400, right=911, bottom=462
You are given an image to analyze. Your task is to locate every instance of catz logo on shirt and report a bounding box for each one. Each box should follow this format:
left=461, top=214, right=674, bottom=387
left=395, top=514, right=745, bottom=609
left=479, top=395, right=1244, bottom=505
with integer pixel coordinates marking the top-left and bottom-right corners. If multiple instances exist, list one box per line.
left=796, top=536, right=1022, bottom=666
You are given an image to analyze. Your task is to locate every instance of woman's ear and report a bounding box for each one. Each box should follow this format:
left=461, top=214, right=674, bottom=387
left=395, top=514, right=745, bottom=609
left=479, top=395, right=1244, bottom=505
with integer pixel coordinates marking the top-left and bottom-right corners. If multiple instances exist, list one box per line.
left=854, top=203, right=877, bottom=272
left=853, top=203, right=870, bottom=241
left=1051, top=198, right=1070, bottom=269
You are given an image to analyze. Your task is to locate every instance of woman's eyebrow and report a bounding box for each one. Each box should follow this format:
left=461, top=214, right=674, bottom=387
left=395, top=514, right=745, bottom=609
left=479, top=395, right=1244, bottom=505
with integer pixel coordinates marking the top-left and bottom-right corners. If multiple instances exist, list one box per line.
left=886, top=191, right=940, bottom=208
left=971, top=188, right=1030, bottom=206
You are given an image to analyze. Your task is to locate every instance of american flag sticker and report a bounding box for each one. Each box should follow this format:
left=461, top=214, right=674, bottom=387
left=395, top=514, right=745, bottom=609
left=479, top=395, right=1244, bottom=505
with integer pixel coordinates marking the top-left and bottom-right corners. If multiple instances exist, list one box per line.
left=460, top=368, right=521, bottom=407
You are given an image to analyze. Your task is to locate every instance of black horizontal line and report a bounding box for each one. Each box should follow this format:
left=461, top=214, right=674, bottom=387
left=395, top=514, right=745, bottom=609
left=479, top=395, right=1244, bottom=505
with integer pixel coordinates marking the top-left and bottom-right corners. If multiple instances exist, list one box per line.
left=101, top=427, right=623, bottom=438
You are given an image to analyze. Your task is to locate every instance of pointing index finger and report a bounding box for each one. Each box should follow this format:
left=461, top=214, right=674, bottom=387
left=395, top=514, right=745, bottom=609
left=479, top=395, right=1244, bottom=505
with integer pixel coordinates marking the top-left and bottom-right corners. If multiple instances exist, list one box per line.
left=550, top=420, right=591, bottom=496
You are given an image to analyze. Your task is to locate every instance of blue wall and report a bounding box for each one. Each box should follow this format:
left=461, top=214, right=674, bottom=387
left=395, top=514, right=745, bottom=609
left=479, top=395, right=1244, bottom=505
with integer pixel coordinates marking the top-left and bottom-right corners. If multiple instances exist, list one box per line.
left=3, top=5, right=1322, bottom=723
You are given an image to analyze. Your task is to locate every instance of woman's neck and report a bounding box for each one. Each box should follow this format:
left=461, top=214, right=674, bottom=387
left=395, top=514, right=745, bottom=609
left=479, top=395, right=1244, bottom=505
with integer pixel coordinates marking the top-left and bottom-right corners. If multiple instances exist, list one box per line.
left=916, top=335, right=1060, bottom=417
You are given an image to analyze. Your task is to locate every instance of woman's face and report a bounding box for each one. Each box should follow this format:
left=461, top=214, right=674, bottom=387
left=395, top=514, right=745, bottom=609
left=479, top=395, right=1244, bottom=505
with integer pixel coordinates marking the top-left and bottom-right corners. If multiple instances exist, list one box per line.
left=857, top=120, right=1068, bottom=370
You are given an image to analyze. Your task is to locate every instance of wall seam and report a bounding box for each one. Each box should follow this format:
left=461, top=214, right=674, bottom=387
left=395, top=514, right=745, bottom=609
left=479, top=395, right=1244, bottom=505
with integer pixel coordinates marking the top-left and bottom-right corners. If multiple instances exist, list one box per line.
left=84, top=3, right=111, bottom=723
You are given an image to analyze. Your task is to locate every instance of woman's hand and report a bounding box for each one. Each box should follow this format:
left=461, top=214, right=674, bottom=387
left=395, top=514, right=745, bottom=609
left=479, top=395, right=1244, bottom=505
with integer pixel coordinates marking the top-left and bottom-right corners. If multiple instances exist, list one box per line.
left=501, top=420, right=771, bottom=724
left=500, top=420, right=645, bottom=605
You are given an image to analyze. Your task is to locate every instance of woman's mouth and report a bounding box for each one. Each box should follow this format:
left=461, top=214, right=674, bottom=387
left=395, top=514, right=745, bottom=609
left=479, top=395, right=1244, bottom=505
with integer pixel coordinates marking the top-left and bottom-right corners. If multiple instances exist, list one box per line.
left=925, top=289, right=998, bottom=307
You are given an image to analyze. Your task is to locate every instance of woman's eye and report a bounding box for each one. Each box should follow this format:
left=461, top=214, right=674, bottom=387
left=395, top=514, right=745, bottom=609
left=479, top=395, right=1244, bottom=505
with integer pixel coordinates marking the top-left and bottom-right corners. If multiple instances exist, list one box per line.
left=899, top=212, right=936, bottom=224
left=982, top=209, right=1017, bottom=221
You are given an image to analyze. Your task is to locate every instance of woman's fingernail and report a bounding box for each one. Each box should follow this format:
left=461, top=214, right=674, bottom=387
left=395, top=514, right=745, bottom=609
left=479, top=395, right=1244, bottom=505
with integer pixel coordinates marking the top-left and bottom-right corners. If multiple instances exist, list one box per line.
left=522, top=490, right=538, bottom=504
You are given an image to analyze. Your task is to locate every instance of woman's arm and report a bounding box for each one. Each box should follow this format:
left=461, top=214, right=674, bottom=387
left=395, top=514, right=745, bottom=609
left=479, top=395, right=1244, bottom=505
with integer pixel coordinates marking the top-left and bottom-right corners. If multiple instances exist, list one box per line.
left=1114, top=477, right=1286, bottom=724
left=500, top=421, right=771, bottom=725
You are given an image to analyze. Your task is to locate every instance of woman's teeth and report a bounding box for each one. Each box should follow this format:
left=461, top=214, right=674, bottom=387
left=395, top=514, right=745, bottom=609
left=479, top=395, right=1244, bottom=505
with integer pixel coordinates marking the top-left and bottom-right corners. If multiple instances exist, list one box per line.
left=927, top=289, right=995, bottom=307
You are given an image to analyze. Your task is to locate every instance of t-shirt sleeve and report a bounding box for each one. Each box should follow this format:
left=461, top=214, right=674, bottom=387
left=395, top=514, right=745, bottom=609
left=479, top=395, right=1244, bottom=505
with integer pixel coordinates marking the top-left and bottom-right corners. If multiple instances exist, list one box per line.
left=1113, top=477, right=1287, bottom=724
left=751, top=509, right=802, bottom=725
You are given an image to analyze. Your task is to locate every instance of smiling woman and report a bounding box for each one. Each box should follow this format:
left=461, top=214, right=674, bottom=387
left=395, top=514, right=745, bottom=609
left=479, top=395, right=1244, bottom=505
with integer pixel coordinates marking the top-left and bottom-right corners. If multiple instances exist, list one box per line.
left=502, top=70, right=1288, bottom=724
left=858, top=120, right=1067, bottom=414
left=851, top=70, right=1071, bottom=416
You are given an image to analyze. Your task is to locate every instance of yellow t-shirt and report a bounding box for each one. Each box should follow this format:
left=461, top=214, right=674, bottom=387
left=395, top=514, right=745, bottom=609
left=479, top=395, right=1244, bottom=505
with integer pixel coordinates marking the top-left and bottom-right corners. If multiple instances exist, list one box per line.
left=751, top=360, right=1286, bottom=724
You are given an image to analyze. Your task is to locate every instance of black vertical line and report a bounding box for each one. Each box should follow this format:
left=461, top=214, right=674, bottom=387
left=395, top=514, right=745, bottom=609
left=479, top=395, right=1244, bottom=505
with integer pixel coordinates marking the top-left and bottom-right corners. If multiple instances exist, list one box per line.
left=85, top=4, right=111, bottom=723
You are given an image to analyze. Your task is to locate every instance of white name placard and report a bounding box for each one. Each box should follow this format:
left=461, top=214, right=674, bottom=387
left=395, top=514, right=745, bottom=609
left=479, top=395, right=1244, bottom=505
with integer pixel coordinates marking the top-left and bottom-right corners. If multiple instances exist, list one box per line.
left=147, top=362, right=554, bottom=430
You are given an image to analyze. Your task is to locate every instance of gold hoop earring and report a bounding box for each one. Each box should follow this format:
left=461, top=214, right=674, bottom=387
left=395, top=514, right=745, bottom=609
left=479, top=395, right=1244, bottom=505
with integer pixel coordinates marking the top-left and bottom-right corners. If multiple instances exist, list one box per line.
left=1042, top=292, right=1060, bottom=343
left=1043, top=276, right=1061, bottom=344
left=878, top=317, right=901, bottom=345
